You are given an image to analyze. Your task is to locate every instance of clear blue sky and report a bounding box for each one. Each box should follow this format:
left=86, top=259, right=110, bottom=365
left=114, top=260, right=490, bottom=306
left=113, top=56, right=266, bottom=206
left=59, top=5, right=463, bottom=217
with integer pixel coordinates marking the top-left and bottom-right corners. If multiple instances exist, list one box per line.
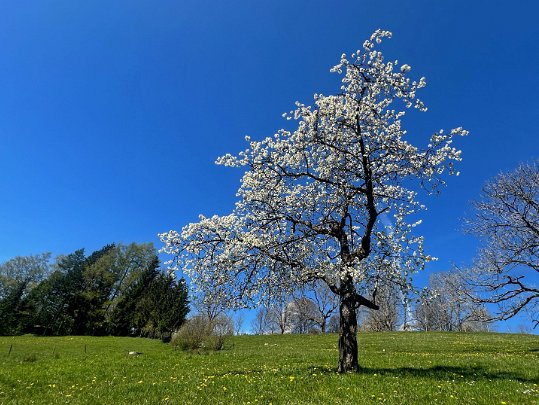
left=1, top=1, right=537, bottom=331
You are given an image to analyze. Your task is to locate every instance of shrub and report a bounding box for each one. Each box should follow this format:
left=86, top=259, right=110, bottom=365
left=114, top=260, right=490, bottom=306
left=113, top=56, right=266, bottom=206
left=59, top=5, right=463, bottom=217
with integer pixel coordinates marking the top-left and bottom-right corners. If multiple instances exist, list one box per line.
left=171, top=314, right=232, bottom=352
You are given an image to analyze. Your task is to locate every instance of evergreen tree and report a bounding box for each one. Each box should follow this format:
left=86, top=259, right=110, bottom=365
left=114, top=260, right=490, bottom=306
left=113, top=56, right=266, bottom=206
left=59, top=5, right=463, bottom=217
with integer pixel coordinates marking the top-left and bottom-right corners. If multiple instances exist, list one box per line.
left=107, top=257, right=160, bottom=336
left=134, top=273, right=189, bottom=341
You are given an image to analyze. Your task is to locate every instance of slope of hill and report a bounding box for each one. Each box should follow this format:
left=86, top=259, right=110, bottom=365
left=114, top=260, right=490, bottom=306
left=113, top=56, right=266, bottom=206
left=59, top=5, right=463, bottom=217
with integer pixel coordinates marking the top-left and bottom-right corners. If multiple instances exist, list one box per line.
left=1, top=332, right=537, bottom=404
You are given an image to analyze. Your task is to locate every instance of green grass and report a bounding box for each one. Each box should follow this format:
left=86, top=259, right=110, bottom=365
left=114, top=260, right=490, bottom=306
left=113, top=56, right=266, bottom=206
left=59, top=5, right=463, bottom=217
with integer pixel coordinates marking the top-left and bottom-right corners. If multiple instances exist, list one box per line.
left=0, top=332, right=538, bottom=404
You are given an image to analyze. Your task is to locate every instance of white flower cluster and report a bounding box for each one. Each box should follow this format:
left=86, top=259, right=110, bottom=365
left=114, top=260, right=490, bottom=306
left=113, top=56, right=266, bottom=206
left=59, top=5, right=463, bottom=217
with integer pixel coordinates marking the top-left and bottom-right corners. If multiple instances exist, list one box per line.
left=160, top=30, right=467, bottom=307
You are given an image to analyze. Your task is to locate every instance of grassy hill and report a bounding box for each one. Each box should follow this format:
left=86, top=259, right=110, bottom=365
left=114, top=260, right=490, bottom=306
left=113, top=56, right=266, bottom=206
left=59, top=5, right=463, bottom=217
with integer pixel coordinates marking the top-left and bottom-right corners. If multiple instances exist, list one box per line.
left=0, top=332, right=538, bottom=404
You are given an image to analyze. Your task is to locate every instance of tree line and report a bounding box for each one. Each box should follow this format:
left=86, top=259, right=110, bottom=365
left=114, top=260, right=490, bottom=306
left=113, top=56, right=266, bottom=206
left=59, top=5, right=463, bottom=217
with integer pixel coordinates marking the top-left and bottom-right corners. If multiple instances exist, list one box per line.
left=0, top=243, right=189, bottom=341
left=249, top=275, right=492, bottom=335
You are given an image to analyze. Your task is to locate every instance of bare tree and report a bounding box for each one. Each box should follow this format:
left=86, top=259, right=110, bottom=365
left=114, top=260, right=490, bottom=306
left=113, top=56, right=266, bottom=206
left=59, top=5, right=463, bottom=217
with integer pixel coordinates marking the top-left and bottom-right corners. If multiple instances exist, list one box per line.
left=211, top=313, right=234, bottom=336
left=252, top=294, right=324, bottom=334
left=462, top=307, right=493, bottom=332
left=327, top=314, right=340, bottom=333
left=466, top=161, right=539, bottom=328
left=286, top=297, right=320, bottom=334
left=415, top=288, right=449, bottom=332
left=251, top=307, right=269, bottom=334
left=266, top=300, right=290, bottom=334
left=416, top=271, right=492, bottom=331
left=193, top=293, right=227, bottom=325
left=233, top=311, right=245, bottom=335
left=302, top=281, right=339, bottom=333
left=361, top=281, right=400, bottom=332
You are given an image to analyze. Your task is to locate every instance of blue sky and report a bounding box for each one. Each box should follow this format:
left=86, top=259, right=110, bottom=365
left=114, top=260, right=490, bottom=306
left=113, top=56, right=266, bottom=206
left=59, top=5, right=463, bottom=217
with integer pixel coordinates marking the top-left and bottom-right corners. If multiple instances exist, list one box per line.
left=1, top=1, right=537, bottom=331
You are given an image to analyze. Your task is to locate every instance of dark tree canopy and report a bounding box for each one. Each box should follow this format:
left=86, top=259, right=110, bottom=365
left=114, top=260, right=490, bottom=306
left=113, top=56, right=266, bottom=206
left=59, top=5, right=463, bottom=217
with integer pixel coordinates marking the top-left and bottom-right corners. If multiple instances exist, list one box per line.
left=0, top=243, right=189, bottom=339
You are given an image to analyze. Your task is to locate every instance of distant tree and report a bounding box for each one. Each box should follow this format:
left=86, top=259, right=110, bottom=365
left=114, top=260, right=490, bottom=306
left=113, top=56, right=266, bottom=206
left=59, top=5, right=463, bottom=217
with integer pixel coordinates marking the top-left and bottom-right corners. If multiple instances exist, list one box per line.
left=74, top=242, right=159, bottom=335
left=210, top=313, right=235, bottom=337
left=416, top=271, right=492, bottom=332
left=251, top=298, right=314, bottom=334
left=133, top=272, right=190, bottom=341
left=161, top=30, right=466, bottom=371
left=80, top=246, right=121, bottom=334
left=0, top=279, right=30, bottom=335
left=233, top=311, right=245, bottom=335
left=466, top=161, right=539, bottom=328
left=103, top=243, right=157, bottom=315
left=0, top=253, right=51, bottom=335
left=462, top=307, right=492, bottom=332
left=286, top=297, right=320, bottom=333
left=107, top=257, right=160, bottom=336
left=22, top=246, right=115, bottom=335
left=251, top=307, right=270, bottom=334
left=327, top=314, right=340, bottom=333
left=0, top=253, right=51, bottom=300
left=192, top=293, right=228, bottom=326
left=21, top=243, right=162, bottom=336
left=252, top=293, right=327, bottom=334
left=302, top=280, right=339, bottom=333
left=267, top=295, right=294, bottom=334
left=24, top=249, right=88, bottom=335
left=361, top=281, right=400, bottom=332
left=415, top=288, right=447, bottom=332
left=72, top=245, right=117, bottom=335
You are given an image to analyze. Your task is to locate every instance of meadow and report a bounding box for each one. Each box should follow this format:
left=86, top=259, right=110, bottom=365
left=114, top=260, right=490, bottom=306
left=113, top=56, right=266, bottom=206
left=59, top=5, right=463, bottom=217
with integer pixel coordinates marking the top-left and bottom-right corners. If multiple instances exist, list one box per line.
left=0, top=332, right=538, bottom=404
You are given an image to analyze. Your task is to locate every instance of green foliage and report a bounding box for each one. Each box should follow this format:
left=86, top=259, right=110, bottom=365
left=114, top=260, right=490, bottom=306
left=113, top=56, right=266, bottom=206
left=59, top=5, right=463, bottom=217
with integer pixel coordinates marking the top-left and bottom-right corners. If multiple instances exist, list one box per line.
left=0, top=242, right=189, bottom=338
left=0, top=279, right=29, bottom=335
left=133, top=272, right=189, bottom=341
left=0, top=253, right=52, bottom=335
left=0, top=333, right=537, bottom=404
left=21, top=247, right=111, bottom=335
left=106, top=257, right=160, bottom=336
left=0, top=252, right=51, bottom=300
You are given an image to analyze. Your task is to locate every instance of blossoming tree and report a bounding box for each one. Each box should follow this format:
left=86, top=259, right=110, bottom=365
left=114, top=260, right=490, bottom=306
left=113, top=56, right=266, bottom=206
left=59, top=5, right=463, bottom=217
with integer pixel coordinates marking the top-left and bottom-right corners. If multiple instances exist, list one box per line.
left=160, top=30, right=467, bottom=372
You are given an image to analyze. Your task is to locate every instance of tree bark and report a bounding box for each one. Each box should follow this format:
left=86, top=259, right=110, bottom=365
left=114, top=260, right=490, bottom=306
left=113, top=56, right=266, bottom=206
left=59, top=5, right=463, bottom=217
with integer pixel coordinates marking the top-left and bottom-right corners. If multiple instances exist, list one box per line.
left=337, top=276, right=379, bottom=372
left=338, top=286, right=359, bottom=373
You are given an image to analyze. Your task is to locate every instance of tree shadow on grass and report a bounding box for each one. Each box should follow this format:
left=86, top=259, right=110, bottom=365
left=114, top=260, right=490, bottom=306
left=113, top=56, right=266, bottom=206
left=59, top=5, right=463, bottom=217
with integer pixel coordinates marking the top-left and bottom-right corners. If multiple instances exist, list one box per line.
left=209, top=363, right=538, bottom=384
left=304, top=364, right=538, bottom=384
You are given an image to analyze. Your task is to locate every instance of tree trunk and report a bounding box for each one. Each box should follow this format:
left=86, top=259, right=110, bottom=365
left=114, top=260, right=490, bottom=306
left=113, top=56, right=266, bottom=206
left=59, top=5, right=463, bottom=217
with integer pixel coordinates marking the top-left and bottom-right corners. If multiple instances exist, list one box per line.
left=338, top=290, right=359, bottom=373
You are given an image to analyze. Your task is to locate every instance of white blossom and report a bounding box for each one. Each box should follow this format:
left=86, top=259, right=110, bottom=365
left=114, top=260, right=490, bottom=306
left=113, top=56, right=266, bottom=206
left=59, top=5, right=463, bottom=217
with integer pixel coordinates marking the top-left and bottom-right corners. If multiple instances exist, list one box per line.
left=160, top=29, right=467, bottom=312
left=400, top=64, right=411, bottom=73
